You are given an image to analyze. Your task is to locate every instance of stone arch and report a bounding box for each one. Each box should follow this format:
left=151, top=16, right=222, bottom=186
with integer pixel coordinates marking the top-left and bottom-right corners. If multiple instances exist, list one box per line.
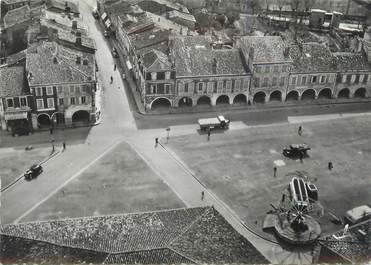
left=216, top=95, right=230, bottom=105
left=150, top=97, right=172, bottom=110
left=197, top=96, right=211, bottom=106
left=338, top=88, right=350, bottom=98
left=51, top=112, right=65, bottom=125
left=269, top=90, right=282, bottom=101
left=318, top=88, right=332, bottom=99
left=37, top=113, right=51, bottom=127
left=354, top=87, right=366, bottom=98
left=253, top=91, right=266, bottom=103
left=233, top=94, right=247, bottom=104
left=178, top=97, right=193, bottom=107
left=286, top=90, right=299, bottom=101
left=301, top=89, right=316, bottom=100
left=72, top=110, right=90, bottom=124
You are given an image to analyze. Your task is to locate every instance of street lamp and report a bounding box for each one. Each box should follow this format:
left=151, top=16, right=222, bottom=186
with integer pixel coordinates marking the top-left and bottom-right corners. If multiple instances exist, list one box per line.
left=166, top=127, right=170, bottom=143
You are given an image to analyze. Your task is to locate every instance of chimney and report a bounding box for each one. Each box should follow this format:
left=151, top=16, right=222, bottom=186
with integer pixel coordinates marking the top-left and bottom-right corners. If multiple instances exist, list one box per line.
left=76, top=36, right=82, bottom=46
left=76, top=56, right=81, bottom=64
left=53, top=57, right=58, bottom=64
left=212, top=58, right=217, bottom=74
left=72, top=20, right=77, bottom=30
left=283, top=46, right=290, bottom=57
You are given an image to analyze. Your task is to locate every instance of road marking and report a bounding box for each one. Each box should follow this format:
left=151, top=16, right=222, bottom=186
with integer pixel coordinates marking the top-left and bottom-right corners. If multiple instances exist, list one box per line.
left=13, top=139, right=124, bottom=224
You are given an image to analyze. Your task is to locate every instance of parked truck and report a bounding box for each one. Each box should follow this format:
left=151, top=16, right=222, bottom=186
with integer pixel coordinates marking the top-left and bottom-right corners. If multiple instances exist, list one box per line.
left=198, top=115, right=230, bottom=131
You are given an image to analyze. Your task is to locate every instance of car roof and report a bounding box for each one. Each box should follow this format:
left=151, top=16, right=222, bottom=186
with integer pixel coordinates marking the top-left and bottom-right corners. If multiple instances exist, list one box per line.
left=346, top=205, right=371, bottom=221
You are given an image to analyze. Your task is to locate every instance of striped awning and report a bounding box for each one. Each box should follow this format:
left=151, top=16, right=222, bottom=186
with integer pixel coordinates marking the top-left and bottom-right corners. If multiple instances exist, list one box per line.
left=5, top=111, right=28, bottom=120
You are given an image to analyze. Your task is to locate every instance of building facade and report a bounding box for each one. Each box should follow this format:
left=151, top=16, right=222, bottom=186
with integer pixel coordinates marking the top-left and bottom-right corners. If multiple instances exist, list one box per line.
left=26, top=41, right=96, bottom=128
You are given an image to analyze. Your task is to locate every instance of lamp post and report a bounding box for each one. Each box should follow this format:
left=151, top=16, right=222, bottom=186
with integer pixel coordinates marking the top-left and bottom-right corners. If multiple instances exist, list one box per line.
left=166, top=127, right=170, bottom=143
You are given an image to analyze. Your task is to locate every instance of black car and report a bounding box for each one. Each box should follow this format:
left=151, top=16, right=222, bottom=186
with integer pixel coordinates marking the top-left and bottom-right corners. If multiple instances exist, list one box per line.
left=92, top=10, right=99, bottom=19
left=283, top=144, right=311, bottom=158
left=12, top=127, right=32, bottom=137
left=24, top=164, right=43, bottom=181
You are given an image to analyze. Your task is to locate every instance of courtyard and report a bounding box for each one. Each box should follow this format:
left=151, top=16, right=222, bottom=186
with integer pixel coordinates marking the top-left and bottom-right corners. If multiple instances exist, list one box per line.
left=167, top=115, right=371, bottom=239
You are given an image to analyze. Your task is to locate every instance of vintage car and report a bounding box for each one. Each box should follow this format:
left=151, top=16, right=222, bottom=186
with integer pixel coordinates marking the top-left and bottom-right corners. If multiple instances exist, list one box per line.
left=111, top=47, right=118, bottom=58
left=283, top=144, right=311, bottom=158
left=24, top=164, right=43, bottom=181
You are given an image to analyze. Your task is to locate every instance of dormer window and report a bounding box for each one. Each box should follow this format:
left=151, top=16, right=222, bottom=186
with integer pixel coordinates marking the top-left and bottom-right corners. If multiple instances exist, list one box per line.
left=165, top=71, right=171, bottom=80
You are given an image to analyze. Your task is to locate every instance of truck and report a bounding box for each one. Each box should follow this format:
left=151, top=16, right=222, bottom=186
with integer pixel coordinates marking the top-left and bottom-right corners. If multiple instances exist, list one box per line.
left=198, top=115, right=230, bottom=131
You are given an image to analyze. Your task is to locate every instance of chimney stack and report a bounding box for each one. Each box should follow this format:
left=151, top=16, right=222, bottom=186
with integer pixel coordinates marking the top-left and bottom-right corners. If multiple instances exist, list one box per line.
left=283, top=46, right=290, bottom=57
left=72, top=20, right=77, bottom=30
left=76, top=36, right=81, bottom=46
left=76, top=56, right=81, bottom=64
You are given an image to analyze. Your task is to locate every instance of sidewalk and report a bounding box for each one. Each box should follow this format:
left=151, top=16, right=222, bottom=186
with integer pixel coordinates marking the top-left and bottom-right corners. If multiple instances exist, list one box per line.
left=128, top=131, right=313, bottom=264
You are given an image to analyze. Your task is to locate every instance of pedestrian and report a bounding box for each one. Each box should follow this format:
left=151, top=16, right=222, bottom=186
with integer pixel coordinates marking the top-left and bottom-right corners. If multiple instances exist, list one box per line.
left=207, top=129, right=211, bottom=141
left=110, top=76, right=113, bottom=84
left=328, top=161, right=333, bottom=171
left=50, top=127, right=53, bottom=134
left=298, top=125, right=302, bottom=136
left=201, top=191, right=205, bottom=201
left=114, top=64, right=117, bottom=71
left=63, top=141, right=66, bottom=151
left=299, top=152, right=304, bottom=163
left=155, top=137, right=158, bottom=147
left=273, top=166, right=277, bottom=177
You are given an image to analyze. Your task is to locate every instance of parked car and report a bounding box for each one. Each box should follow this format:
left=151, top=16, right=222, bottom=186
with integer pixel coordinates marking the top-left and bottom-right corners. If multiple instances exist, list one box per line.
left=92, top=10, right=99, bottom=19
left=104, top=30, right=110, bottom=37
left=283, top=144, right=311, bottom=158
left=12, top=126, right=32, bottom=137
left=24, top=164, right=43, bottom=181
left=111, top=47, right=118, bottom=58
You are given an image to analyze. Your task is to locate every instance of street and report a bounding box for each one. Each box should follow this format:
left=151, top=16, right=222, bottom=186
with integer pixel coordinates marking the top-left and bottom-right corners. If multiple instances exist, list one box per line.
left=1, top=1, right=371, bottom=264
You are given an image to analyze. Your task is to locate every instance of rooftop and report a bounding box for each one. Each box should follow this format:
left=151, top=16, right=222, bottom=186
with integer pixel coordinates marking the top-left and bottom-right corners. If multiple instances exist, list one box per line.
left=172, top=36, right=250, bottom=77
left=0, top=66, right=26, bottom=98
left=141, top=49, right=172, bottom=71
left=2, top=0, right=30, bottom=5
left=137, top=0, right=189, bottom=15
left=45, top=0, right=79, bottom=14
left=239, top=36, right=291, bottom=64
left=0, top=207, right=268, bottom=264
left=289, top=42, right=338, bottom=73
left=26, top=41, right=95, bottom=86
left=0, top=49, right=27, bottom=66
left=3, top=5, right=31, bottom=29
left=130, top=28, right=171, bottom=51
left=333, top=52, right=371, bottom=71
left=57, top=30, right=96, bottom=50
left=167, top=9, right=196, bottom=22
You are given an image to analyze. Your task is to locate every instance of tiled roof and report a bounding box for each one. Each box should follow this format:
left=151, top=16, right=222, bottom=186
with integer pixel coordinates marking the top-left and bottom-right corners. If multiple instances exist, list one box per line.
left=319, top=220, right=371, bottom=263
left=0, top=207, right=268, bottom=264
left=46, top=0, right=79, bottom=14
left=141, top=49, right=172, bottom=71
left=105, top=0, right=143, bottom=16
left=2, top=0, right=29, bottom=5
left=57, top=30, right=96, bottom=50
left=26, top=41, right=95, bottom=86
left=172, top=36, right=250, bottom=77
left=0, top=66, right=26, bottom=97
left=333, top=52, right=371, bottom=71
left=167, top=10, right=196, bottom=22
left=3, top=5, right=31, bottom=29
left=42, top=9, right=87, bottom=33
left=130, top=29, right=170, bottom=51
left=0, top=49, right=27, bottom=66
left=137, top=0, right=189, bottom=14
left=239, top=36, right=290, bottom=63
left=289, top=43, right=338, bottom=73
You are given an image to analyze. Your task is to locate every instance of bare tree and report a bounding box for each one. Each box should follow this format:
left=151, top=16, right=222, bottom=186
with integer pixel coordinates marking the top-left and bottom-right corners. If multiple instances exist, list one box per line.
left=289, top=0, right=302, bottom=41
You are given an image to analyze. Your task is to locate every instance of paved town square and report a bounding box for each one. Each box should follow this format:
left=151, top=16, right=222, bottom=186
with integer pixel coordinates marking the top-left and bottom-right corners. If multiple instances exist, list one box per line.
left=1, top=0, right=370, bottom=263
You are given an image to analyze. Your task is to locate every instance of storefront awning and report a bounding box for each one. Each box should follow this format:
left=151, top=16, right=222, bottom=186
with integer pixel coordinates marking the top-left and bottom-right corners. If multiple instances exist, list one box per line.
left=101, top=12, right=107, bottom=21
left=126, top=60, right=133, bottom=70
left=105, top=19, right=111, bottom=28
left=5, top=111, right=28, bottom=121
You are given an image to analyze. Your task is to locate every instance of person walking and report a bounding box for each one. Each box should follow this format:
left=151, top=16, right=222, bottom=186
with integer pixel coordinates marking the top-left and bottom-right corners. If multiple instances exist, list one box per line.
left=110, top=76, right=113, bottom=84
left=273, top=166, right=277, bottom=177
left=298, top=125, right=302, bottom=136
left=155, top=137, right=158, bottom=147
left=328, top=161, right=333, bottom=171
left=207, top=129, right=211, bottom=141
left=201, top=191, right=205, bottom=201
left=114, top=64, right=117, bottom=71
left=49, top=127, right=53, bottom=135
left=63, top=142, right=66, bottom=151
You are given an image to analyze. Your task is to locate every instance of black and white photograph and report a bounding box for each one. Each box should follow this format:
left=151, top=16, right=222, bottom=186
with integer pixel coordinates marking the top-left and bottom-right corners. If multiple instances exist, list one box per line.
left=0, top=0, right=370, bottom=264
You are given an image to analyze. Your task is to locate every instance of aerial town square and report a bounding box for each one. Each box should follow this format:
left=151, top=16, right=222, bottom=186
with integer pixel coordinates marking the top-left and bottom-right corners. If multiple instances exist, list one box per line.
left=0, top=0, right=370, bottom=264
